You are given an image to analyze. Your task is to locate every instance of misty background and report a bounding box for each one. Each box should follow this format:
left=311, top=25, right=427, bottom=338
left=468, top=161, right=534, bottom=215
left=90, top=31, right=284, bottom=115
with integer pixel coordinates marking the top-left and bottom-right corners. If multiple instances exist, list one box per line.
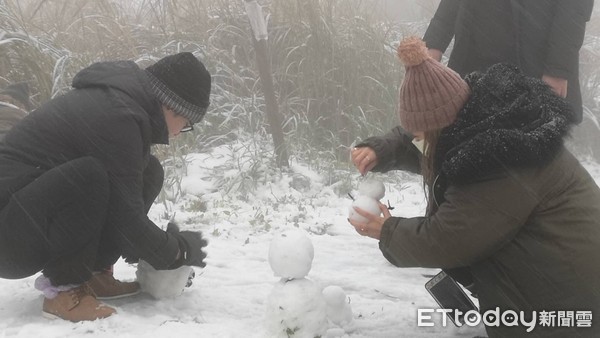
left=1, top=0, right=599, bottom=203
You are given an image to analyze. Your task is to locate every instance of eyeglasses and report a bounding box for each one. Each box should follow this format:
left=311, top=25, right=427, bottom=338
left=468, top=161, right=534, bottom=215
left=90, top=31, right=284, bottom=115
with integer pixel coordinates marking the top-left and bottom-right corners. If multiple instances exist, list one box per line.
left=167, top=106, right=194, bottom=133
left=180, top=120, right=194, bottom=133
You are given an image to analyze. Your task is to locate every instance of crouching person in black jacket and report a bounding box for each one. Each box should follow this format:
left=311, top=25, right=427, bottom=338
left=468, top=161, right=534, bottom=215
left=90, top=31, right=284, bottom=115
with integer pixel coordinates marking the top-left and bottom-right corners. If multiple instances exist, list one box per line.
left=0, top=52, right=210, bottom=322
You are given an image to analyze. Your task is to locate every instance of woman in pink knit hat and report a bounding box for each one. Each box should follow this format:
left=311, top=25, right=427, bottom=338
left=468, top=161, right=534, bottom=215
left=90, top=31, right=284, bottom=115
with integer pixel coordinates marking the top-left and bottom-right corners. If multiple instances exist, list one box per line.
left=349, top=36, right=600, bottom=338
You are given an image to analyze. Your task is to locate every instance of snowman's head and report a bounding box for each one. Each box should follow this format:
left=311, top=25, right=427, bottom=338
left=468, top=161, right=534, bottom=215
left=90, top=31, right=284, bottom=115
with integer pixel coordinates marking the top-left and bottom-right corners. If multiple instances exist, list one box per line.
left=268, top=230, right=314, bottom=280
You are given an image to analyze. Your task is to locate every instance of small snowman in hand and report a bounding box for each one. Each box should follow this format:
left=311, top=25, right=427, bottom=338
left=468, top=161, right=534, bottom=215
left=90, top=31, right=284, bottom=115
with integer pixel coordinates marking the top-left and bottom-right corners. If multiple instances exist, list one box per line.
left=265, top=229, right=328, bottom=338
left=348, top=179, right=385, bottom=223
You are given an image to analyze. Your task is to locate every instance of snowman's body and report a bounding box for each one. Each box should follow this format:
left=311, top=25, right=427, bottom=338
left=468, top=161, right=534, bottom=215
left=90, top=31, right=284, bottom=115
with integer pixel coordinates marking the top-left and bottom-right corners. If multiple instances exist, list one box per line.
left=348, top=195, right=381, bottom=223
left=265, top=278, right=328, bottom=338
left=348, top=179, right=386, bottom=222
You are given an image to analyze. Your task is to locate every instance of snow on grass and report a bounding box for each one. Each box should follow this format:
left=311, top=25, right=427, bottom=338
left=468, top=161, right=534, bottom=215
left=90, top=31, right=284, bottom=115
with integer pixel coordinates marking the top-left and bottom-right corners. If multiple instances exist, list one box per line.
left=2, top=142, right=598, bottom=337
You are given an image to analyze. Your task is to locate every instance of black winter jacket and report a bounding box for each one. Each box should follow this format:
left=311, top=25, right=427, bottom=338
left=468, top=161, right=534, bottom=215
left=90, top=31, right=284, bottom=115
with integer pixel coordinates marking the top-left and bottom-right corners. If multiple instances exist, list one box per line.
left=423, top=0, right=594, bottom=123
left=0, top=61, right=180, bottom=270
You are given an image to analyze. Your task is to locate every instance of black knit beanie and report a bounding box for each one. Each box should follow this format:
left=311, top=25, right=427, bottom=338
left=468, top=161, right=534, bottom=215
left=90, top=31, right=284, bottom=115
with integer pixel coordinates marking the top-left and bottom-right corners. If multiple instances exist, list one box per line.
left=145, top=52, right=211, bottom=124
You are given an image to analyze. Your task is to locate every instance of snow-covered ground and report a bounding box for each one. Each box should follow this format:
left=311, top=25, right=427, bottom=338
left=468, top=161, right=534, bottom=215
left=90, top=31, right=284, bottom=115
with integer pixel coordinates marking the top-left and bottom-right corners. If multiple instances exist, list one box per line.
left=0, top=141, right=598, bottom=338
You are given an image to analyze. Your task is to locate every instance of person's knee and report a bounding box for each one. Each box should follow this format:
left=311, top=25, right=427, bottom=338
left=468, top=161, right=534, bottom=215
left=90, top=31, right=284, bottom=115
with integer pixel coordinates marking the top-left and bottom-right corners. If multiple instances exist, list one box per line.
left=73, top=156, right=107, bottom=179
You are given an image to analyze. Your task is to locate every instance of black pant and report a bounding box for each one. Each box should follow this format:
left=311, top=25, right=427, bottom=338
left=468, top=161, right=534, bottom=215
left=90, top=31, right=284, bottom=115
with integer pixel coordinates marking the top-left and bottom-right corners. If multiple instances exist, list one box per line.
left=0, top=155, right=163, bottom=285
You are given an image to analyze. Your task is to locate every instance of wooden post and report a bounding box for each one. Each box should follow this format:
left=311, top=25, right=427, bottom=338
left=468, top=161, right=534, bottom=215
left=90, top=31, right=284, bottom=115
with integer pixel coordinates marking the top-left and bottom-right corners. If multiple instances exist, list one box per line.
left=244, top=0, right=289, bottom=168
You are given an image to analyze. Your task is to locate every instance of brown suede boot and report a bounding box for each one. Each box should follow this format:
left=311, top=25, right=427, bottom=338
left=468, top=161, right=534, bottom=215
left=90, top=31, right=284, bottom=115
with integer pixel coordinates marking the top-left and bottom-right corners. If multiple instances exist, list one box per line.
left=87, top=271, right=140, bottom=300
left=42, top=284, right=116, bottom=322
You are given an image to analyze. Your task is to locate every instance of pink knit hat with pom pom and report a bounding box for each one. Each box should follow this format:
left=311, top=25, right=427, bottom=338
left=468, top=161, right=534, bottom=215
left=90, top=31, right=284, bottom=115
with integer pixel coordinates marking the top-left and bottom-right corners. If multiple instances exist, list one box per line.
left=397, top=36, right=470, bottom=132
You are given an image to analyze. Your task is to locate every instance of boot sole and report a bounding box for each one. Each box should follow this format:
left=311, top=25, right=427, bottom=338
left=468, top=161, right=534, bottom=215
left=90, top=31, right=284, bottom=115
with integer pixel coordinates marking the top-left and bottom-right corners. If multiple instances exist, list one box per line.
left=42, top=311, right=60, bottom=320
left=96, top=289, right=141, bottom=300
left=42, top=310, right=115, bottom=321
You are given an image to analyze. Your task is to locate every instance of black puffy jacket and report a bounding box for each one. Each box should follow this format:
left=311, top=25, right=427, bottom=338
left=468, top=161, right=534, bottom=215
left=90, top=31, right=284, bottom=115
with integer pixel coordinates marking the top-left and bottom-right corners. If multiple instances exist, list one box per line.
left=0, top=61, right=180, bottom=269
left=423, top=0, right=594, bottom=123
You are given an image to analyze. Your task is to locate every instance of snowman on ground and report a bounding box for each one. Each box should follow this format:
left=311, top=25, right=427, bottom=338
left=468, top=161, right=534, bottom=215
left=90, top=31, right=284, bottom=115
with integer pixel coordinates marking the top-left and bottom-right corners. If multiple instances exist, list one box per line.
left=266, top=229, right=356, bottom=338
left=348, top=178, right=385, bottom=223
left=265, top=229, right=328, bottom=338
left=322, top=285, right=354, bottom=336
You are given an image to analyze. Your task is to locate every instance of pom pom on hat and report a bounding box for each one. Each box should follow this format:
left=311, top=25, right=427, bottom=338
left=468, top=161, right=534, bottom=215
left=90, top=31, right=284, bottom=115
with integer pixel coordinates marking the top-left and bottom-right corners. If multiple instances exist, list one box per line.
left=397, top=36, right=430, bottom=67
left=396, top=36, right=470, bottom=133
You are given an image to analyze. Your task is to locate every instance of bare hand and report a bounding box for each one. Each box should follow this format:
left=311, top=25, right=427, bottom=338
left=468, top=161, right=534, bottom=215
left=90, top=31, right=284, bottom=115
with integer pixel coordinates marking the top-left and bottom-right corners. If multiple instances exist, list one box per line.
left=351, top=147, right=378, bottom=176
left=542, top=75, right=568, bottom=98
left=428, top=48, right=443, bottom=62
left=347, top=202, right=391, bottom=240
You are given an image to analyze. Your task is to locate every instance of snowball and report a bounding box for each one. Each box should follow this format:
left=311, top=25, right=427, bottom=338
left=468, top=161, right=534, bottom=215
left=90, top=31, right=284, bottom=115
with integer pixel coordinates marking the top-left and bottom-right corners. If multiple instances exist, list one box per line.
left=268, top=230, right=314, bottom=279
left=325, top=327, right=347, bottom=337
left=322, top=285, right=353, bottom=327
left=322, top=285, right=347, bottom=307
left=265, top=278, right=328, bottom=338
left=136, top=259, right=194, bottom=299
left=348, top=195, right=381, bottom=223
left=358, top=179, right=385, bottom=200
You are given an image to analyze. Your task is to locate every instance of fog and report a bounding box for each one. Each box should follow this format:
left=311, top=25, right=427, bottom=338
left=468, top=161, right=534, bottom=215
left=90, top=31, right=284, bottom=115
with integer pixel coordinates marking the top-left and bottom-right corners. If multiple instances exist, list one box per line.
left=0, top=1, right=599, bottom=336
left=1, top=0, right=598, bottom=161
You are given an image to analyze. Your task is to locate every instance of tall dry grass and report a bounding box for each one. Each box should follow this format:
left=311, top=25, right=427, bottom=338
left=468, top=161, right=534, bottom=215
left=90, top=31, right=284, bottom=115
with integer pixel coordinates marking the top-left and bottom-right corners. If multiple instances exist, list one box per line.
left=0, top=0, right=420, bottom=203
left=1, top=0, right=599, bottom=201
left=0, top=0, right=415, bottom=154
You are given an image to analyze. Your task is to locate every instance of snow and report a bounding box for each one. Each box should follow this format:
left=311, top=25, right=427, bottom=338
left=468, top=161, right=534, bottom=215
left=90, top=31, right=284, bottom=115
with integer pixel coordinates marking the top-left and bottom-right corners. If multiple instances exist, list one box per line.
left=265, top=278, right=328, bottom=338
left=357, top=179, right=386, bottom=200
left=244, top=0, right=268, bottom=41
left=136, top=260, right=194, bottom=299
left=322, top=285, right=353, bottom=328
left=1, top=141, right=598, bottom=338
left=349, top=195, right=382, bottom=223
left=350, top=179, right=385, bottom=222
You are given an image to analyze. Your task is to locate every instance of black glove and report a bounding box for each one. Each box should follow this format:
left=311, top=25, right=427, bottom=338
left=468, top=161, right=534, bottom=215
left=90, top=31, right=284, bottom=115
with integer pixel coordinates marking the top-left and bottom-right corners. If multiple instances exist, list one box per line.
left=166, top=222, right=208, bottom=268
